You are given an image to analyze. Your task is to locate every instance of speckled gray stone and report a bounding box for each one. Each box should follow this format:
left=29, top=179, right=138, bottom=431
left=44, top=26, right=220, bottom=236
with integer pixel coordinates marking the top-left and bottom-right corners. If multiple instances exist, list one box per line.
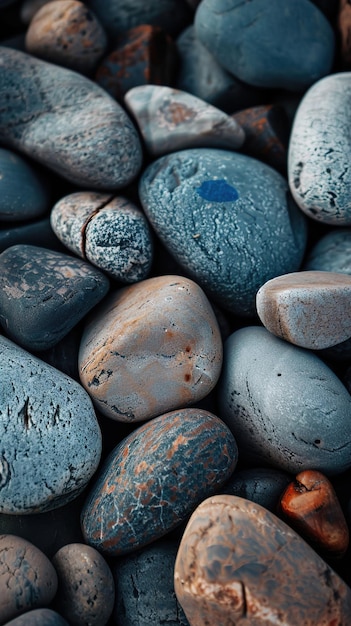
left=288, top=73, right=351, bottom=224
left=0, top=335, right=102, bottom=513
left=304, top=229, right=351, bottom=274
left=0, top=46, right=142, bottom=189
left=50, top=192, right=153, bottom=283
left=139, top=148, right=307, bottom=316
left=218, top=326, right=351, bottom=475
left=4, top=609, right=69, bottom=626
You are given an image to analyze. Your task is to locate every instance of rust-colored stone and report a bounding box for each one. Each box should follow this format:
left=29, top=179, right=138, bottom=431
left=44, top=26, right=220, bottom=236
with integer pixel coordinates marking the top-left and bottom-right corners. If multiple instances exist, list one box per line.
left=338, top=0, right=351, bottom=68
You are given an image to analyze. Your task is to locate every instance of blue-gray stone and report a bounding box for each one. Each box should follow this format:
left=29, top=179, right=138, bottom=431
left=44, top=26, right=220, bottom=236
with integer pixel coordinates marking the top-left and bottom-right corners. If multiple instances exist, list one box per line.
left=222, top=467, right=291, bottom=513
left=138, top=148, right=307, bottom=316
left=4, top=609, right=69, bottom=626
left=304, top=229, right=351, bottom=274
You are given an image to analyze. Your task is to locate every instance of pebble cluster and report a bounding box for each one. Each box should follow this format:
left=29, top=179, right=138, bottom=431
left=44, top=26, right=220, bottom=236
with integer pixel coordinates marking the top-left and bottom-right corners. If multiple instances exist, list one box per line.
left=1, top=1, right=351, bottom=625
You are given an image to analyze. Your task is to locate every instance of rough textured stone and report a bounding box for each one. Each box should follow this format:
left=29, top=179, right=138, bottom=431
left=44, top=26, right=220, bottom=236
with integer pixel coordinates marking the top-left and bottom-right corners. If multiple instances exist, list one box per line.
left=0, top=335, right=102, bottom=513
left=222, top=467, right=291, bottom=513
left=4, top=609, right=69, bottom=626
left=304, top=229, right=351, bottom=274
left=81, top=408, right=238, bottom=555
left=174, top=495, right=351, bottom=625
left=0, top=46, right=142, bottom=189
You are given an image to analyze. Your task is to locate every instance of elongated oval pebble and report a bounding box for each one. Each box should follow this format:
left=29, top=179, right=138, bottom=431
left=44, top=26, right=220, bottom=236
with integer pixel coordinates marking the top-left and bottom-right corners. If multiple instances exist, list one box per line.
left=174, top=495, right=351, bottom=626
left=81, top=408, right=238, bottom=555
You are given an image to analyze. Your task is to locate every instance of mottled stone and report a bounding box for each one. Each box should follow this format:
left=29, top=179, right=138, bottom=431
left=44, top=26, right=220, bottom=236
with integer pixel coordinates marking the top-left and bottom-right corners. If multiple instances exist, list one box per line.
left=174, top=495, right=351, bottom=626
left=125, top=86, right=245, bottom=156
left=256, top=271, right=351, bottom=349
left=50, top=192, right=153, bottom=283
left=81, top=408, right=238, bottom=555
left=218, top=326, right=351, bottom=475
left=304, top=229, right=351, bottom=274
left=0, top=535, right=58, bottom=624
left=139, top=148, right=307, bottom=316
left=279, top=470, right=349, bottom=558
left=4, top=609, right=69, bottom=626
left=25, top=0, right=108, bottom=75
left=195, top=0, right=334, bottom=90
left=223, top=467, right=291, bottom=513
left=0, top=46, right=142, bottom=189
left=288, top=72, right=351, bottom=224
left=52, top=544, right=115, bottom=626
left=0, top=334, right=102, bottom=513
left=0, top=244, right=109, bottom=351
left=79, top=275, right=222, bottom=422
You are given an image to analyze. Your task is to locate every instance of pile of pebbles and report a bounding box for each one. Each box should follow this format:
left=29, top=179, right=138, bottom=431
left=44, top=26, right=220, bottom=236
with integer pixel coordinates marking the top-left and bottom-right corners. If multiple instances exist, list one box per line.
left=1, top=0, right=351, bottom=624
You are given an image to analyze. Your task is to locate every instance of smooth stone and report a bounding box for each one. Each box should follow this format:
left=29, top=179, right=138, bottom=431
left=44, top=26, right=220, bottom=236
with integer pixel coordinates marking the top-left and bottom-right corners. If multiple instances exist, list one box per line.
left=50, top=192, right=153, bottom=283
left=139, top=148, right=307, bottom=316
left=288, top=72, right=351, bottom=225
left=338, top=0, right=351, bottom=68
left=0, top=334, right=102, bottom=513
left=0, top=244, right=109, bottom=351
left=81, top=408, right=238, bottom=555
left=222, top=467, right=291, bottom=513
left=279, top=470, right=349, bottom=558
left=52, top=543, right=115, bottom=626
left=124, top=85, right=245, bottom=156
left=112, top=541, right=189, bottom=626
left=256, top=271, right=351, bottom=349
left=79, top=275, right=222, bottom=422
left=20, top=0, right=56, bottom=24
left=304, top=229, right=351, bottom=274
left=218, top=326, right=351, bottom=475
left=0, top=148, right=50, bottom=222
left=195, top=0, right=334, bottom=90
left=4, top=609, right=69, bottom=626
left=174, top=495, right=351, bottom=625
left=25, top=0, right=108, bottom=75
left=0, top=535, right=58, bottom=624
left=0, top=46, right=142, bottom=189
left=0, top=218, right=65, bottom=253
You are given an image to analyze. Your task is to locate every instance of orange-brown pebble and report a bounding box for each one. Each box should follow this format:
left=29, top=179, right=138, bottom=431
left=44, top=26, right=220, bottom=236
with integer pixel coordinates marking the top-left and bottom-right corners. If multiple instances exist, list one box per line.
left=338, top=0, right=351, bottom=68
left=279, top=469, right=349, bottom=558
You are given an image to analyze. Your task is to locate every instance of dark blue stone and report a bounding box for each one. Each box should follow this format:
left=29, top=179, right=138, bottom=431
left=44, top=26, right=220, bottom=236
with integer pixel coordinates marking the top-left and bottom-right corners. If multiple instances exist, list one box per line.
left=196, top=179, right=239, bottom=202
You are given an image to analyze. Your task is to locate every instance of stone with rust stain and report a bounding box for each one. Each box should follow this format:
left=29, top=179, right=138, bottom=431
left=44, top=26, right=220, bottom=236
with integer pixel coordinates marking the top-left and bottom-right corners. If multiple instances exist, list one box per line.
left=256, top=270, right=351, bottom=350
left=279, top=470, right=349, bottom=558
left=174, top=495, right=351, bottom=626
left=79, top=275, right=222, bottom=422
left=81, top=408, right=238, bottom=556
left=124, top=85, right=245, bottom=156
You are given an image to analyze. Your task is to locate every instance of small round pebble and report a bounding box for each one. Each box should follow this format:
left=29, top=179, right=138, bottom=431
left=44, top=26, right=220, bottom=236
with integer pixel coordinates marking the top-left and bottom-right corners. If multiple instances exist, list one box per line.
left=4, top=609, right=69, bottom=626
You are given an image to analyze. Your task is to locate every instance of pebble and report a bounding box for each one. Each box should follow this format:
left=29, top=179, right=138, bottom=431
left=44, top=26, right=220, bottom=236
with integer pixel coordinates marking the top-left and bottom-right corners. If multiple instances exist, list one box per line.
left=81, top=408, right=238, bottom=556
left=25, top=0, right=108, bottom=75
left=338, top=0, right=351, bottom=68
left=79, top=275, right=223, bottom=422
left=256, top=270, right=351, bottom=350
left=139, top=148, right=307, bottom=316
left=0, top=46, right=143, bottom=189
left=4, top=609, right=69, bottom=626
left=0, top=334, right=102, bottom=514
left=194, top=0, right=334, bottom=90
left=288, top=72, right=351, bottom=225
left=20, top=0, right=55, bottom=24
left=304, top=228, right=351, bottom=274
left=50, top=191, right=153, bottom=283
left=52, top=543, right=115, bottom=626
left=222, top=467, right=291, bottom=513
left=0, top=534, right=58, bottom=624
left=0, top=218, right=64, bottom=253
left=218, top=326, right=351, bottom=475
left=174, top=495, right=351, bottom=625
left=279, top=470, right=349, bottom=558
left=0, top=244, right=110, bottom=351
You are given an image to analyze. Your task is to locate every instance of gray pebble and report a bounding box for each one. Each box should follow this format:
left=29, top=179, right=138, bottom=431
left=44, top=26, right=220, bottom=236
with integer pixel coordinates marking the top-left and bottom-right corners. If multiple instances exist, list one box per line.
left=4, top=609, right=68, bottom=626
left=222, top=467, right=291, bottom=513
left=304, top=229, right=351, bottom=274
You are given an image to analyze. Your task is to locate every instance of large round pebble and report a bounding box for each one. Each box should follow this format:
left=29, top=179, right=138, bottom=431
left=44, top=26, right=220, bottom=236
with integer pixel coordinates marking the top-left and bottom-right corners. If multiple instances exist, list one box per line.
left=0, top=335, right=102, bottom=513
left=79, top=275, right=222, bottom=422
left=139, top=148, right=307, bottom=316
left=218, top=326, right=351, bottom=475
left=0, top=535, right=58, bottom=624
left=81, top=408, right=238, bottom=555
left=174, top=495, right=351, bottom=625
left=4, top=610, right=68, bottom=626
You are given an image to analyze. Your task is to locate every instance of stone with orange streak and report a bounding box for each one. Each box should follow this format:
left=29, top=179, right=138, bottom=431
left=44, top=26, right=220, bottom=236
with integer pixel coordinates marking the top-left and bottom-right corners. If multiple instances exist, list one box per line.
left=81, top=408, right=238, bottom=556
left=78, top=275, right=222, bottom=422
left=279, top=470, right=349, bottom=558
left=174, top=495, right=351, bottom=626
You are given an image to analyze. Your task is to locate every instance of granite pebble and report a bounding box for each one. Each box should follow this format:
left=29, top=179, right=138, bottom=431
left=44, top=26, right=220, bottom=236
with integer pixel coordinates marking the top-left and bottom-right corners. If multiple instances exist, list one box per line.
left=4, top=609, right=69, bottom=626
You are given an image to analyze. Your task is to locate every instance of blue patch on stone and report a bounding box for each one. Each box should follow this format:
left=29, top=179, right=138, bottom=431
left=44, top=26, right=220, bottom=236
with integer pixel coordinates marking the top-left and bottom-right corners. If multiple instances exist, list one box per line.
left=196, top=179, right=239, bottom=202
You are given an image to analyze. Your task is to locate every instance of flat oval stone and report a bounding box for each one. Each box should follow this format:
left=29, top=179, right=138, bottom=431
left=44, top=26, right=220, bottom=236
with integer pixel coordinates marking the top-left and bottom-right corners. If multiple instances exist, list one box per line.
left=0, top=534, right=58, bottom=624
left=0, top=244, right=109, bottom=351
left=0, top=46, right=142, bottom=189
left=256, top=271, right=351, bottom=349
left=195, top=0, right=334, bottom=90
left=0, top=335, right=102, bottom=513
left=288, top=72, right=351, bottom=224
left=81, top=408, right=238, bottom=555
left=4, top=609, right=69, bottom=626
left=124, top=85, right=245, bottom=156
left=79, top=275, right=222, bottom=422
left=174, top=495, right=351, bottom=625
left=218, top=326, right=351, bottom=475
left=304, top=229, right=351, bottom=274
left=139, top=148, right=307, bottom=316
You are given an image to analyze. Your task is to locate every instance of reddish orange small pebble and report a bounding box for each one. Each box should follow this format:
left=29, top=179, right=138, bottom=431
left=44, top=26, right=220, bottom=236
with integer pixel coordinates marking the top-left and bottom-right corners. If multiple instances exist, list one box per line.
left=279, top=469, right=349, bottom=558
